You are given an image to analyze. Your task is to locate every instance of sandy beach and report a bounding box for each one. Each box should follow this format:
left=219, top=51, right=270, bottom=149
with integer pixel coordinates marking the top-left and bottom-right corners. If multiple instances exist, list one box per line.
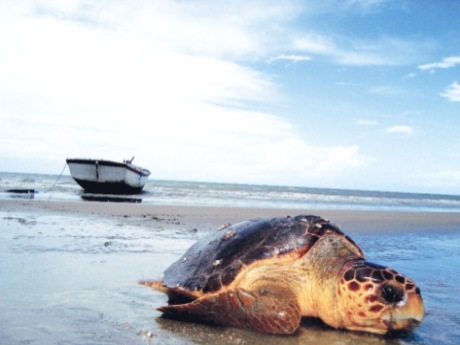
left=1, top=199, right=460, bottom=344
left=3, top=199, right=460, bottom=232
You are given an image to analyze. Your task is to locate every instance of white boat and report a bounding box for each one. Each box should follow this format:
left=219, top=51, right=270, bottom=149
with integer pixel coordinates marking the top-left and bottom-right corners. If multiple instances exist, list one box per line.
left=66, top=157, right=151, bottom=194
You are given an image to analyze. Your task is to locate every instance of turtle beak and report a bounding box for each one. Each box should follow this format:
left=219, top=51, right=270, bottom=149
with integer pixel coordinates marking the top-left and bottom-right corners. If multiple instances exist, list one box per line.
left=384, top=290, right=425, bottom=332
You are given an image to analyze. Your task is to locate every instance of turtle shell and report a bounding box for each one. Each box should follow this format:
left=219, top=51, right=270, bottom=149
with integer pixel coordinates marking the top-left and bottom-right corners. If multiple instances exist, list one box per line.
left=162, top=215, right=362, bottom=294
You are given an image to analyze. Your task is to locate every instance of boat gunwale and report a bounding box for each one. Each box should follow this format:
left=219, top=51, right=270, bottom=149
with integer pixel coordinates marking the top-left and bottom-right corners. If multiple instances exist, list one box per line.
left=66, top=158, right=151, bottom=177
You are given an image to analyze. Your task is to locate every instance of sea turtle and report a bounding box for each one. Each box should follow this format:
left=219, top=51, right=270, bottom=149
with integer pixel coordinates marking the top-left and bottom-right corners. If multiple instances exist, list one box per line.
left=140, top=215, right=425, bottom=335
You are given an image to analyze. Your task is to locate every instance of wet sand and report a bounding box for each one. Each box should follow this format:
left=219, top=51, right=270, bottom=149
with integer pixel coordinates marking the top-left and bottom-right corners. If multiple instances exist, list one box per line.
left=3, top=199, right=460, bottom=232
left=1, top=199, right=460, bottom=344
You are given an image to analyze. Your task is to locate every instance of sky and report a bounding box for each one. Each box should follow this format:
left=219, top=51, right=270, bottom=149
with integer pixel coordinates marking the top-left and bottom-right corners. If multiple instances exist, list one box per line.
left=1, top=0, right=460, bottom=194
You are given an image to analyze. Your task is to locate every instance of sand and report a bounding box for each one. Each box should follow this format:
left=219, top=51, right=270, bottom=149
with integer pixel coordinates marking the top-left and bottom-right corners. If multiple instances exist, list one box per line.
left=2, top=199, right=460, bottom=232
left=1, top=199, right=460, bottom=345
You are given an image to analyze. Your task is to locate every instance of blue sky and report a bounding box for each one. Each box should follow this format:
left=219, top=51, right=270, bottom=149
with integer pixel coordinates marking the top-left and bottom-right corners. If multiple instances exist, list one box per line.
left=1, top=0, right=460, bottom=194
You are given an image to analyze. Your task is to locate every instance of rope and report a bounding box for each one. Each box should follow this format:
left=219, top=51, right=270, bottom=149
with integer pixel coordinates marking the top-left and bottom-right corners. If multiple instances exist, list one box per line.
left=42, top=163, right=68, bottom=193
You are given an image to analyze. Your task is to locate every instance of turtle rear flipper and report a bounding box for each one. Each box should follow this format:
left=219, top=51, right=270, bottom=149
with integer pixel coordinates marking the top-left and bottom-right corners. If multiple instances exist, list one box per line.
left=159, top=286, right=301, bottom=335
left=139, top=280, right=166, bottom=291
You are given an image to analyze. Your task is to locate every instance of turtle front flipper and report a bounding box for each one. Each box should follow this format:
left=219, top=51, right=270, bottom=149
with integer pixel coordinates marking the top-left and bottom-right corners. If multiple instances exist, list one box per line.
left=158, top=285, right=302, bottom=335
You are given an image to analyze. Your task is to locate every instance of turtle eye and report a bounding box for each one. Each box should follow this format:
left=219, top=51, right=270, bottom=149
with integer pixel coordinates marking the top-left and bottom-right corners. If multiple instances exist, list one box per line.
left=381, top=284, right=404, bottom=305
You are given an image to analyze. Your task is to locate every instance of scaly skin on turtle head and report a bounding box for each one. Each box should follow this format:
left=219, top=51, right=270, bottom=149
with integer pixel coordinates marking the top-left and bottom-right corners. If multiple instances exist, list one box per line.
left=336, top=260, right=425, bottom=334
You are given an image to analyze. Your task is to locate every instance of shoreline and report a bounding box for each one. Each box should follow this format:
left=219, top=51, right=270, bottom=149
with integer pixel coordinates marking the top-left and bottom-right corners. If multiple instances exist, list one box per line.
left=2, top=198, right=460, bottom=233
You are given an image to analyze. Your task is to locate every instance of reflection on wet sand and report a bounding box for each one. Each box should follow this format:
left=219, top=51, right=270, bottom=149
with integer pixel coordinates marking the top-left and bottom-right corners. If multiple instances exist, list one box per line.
left=5, top=188, right=35, bottom=199
left=81, top=193, right=142, bottom=203
left=155, top=316, right=420, bottom=345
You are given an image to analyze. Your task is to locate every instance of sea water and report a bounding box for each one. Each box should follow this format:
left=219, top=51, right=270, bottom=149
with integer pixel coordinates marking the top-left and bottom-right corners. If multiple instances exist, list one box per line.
left=1, top=172, right=460, bottom=212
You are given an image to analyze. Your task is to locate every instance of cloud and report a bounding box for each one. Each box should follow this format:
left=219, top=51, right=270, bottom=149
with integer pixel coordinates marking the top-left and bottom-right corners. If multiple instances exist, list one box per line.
left=0, top=1, right=285, bottom=109
left=313, top=145, right=364, bottom=175
left=293, top=34, right=336, bottom=55
left=413, top=170, right=460, bottom=191
left=243, top=139, right=365, bottom=185
left=418, top=56, right=460, bottom=71
left=293, top=34, right=423, bottom=66
left=269, top=54, right=312, bottom=63
left=402, top=73, right=416, bottom=81
left=0, top=0, right=371, bottom=185
left=367, top=85, right=405, bottom=96
left=1, top=0, right=302, bottom=60
left=357, top=120, right=378, bottom=126
left=336, top=81, right=362, bottom=87
left=441, top=81, right=460, bottom=102
left=345, top=0, right=390, bottom=12
left=308, top=0, right=390, bottom=15
left=385, top=126, right=413, bottom=135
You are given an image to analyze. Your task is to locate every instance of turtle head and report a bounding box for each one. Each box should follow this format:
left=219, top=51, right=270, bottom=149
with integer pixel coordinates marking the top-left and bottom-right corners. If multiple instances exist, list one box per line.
left=336, top=260, right=425, bottom=334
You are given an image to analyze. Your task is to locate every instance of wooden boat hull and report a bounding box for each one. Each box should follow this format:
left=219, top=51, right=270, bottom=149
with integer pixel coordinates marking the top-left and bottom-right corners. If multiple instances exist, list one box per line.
left=66, top=158, right=151, bottom=194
